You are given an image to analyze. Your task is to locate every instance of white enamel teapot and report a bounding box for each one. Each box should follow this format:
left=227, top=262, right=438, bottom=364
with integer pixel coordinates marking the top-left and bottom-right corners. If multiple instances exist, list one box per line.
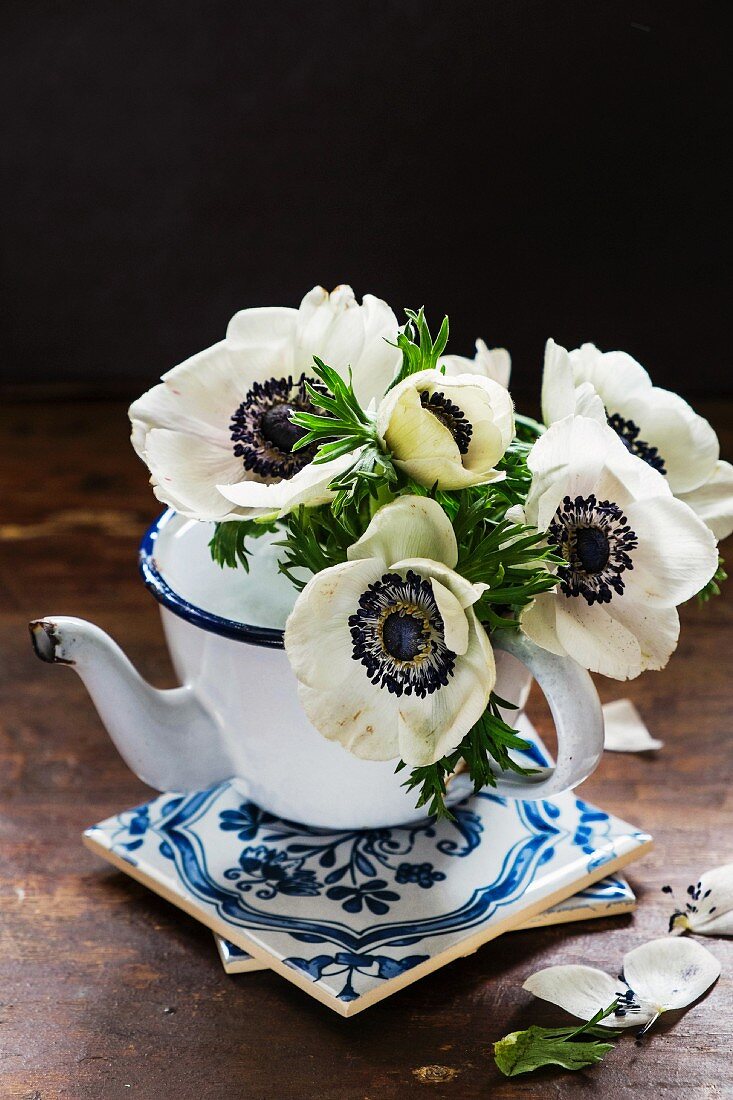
left=30, top=510, right=604, bottom=829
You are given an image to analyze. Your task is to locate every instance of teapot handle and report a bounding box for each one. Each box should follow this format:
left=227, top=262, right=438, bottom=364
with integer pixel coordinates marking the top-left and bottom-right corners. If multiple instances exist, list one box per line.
left=489, top=630, right=604, bottom=799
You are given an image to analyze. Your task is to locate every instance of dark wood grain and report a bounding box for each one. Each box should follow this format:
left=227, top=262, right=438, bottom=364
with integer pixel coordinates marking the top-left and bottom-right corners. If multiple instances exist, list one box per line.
left=1, top=400, right=732, bottom=1100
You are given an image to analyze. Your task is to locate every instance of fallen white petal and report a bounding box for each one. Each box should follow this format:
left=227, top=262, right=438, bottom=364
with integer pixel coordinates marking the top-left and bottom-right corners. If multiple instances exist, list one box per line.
left=523, top=964, right=655, bottom=1029
left=671, top=863, right=733, bottom=937
left=622, top=937, right=720, bottom=1013
left=602, top=698, right=663, bottom=752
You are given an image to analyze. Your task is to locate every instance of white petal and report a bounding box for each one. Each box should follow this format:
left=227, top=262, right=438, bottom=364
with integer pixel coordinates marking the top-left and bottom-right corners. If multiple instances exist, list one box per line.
left=604, top=601, right=680, bottom=675
left=294, top=285, right=400, bottom=407
left=395, top=455, right=506, bottom=490
left=284, top=557, right=384, bottom=692
left=225, top=305, right=297, bottom=348
left=573, top=380, right=607, bottom=422
left=527, top=416, right=620, bottom=505
left=603, top=443, right=673, bottom=505
left=622, top=937, right=720, bottom=1013
left=520, top=593, right=569, bottom=658
left=380, top=379, right=460, bottom=462
left=439, top=339, right=511, bottom=388
left=143, top=428, right=248, bottom=521
left=347, top=495, right=459, bottom=569
left=541, top=339, right=578, bottom=426
left=396, top=610, right=494, bottom=765
left=441, top=374, right=515, bottom=470
left=218, top=453, right=352, bottom=516
left=523, top=965, right=650, bottom=1029
left=394, top=456, right=503, bottom=490
left=297, top=680, right=399, bottom=760
left=296, top=284, right=354, bottom=353
left=624, top=495, right=718, bottom=606
left=554, top=598, right=643, bottom=680
left=505, top=503, right=527, bottom=526
left=391, top=557, right=486, bottom=609
left=676, top=864, right=733, bottom=936
left=602, top=698, right=663, bottom=752
left=428, top=577, right=469, bottom=655
left=378, top=369, right=513, bottom=487
left=618, top=387, right=719, bottom=494
left=569, top=345, right=652, bottom=406
left=350, top=293, right=402, bottom=402
left=476, top=340, right=511, bottom=388
left=678, top=460, right=733, bottom=541
left=129, top=342, right=241, bottom=452
left=534, top=477, right=573, bottom=532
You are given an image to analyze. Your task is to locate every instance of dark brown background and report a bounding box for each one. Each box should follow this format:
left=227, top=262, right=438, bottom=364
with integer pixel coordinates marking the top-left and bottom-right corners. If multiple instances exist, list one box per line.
left=2, top=0, right=732, bottom=398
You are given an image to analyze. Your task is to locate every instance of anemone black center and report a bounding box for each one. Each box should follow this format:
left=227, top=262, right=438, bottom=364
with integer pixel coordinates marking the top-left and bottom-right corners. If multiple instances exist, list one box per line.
left=420, top=391, right=473, bottom=454
left=548, top=494, right=639, bottom=606
left=260, top=403, right=306, bottom=454
left=229, top=373, right=317, bottom=480
left=575, top=526, right=610, bottom=573
left=607, top=412, right=666, bottom=475
left=381, top=611, right=425, bottom=662
left=349, top=571, right=456, bottom=697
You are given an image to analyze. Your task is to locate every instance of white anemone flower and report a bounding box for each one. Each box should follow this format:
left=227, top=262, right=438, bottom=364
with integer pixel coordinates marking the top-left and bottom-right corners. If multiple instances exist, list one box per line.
left=439, top=338, right=512, bottom=388
left=376, top=369, right=514, bottom=490
left=542, top=339, right=733, bottom=540
left=666, top=863, right=733, bottom=937
left=284, top=495, right=495, bottom=766
left=524, top=938, right=720, bottom=1035
left=520, top=415, right=718, bottom=680
left=129, top=285, right=401, bottom=521
left=602, top=698, right=663, bottom=752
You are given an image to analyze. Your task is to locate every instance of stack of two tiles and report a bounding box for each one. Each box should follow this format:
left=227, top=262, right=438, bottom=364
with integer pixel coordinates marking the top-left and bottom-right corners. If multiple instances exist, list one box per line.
left=83, top=712, right=652, bottom=1016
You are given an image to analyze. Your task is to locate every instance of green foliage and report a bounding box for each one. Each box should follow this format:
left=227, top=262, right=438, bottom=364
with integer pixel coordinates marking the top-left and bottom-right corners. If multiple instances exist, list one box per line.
left=494, top=1003, right=623, bottom=1077
left=208, top=518, right=277, bottom=571
left=397, top=694, right=537, bottom=822
left=276, top=504, right=361, bottom=591
left=328, top=444, right=399, bottom=516
left=289, top=356, right=375, bottom=463
left=454, top=492, right=562, bottom=628
left=697, top=555, right=727, bottom=604
left=387, top=307, right=450, bottom=391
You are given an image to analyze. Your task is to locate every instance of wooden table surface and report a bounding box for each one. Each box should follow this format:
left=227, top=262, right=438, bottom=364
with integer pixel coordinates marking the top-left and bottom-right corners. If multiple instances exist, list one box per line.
left=1, top=400, right=732, bottom=1100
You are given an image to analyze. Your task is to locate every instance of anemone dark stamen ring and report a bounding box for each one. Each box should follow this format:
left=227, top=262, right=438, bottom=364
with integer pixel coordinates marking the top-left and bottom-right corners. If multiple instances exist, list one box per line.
left=607, top=412, right=667, bottom=475
left=548, top=494, right=639, bottom=606
left=420, top=390, right=473, bottom=454
left=230, top=373, right=319, bottom=479
left=348, top=570, right=456, bottom=697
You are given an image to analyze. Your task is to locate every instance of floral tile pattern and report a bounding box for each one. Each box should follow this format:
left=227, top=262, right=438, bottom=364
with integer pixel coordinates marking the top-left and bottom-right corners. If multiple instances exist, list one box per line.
left=214, top=873, right=636, bottom=973
left=83, top=731, right=651, bottom=1016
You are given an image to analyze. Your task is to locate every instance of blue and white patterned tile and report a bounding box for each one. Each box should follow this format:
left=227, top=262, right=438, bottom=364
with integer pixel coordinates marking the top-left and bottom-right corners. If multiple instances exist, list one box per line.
left=516, top=872, right=635, bottom=930
left=214, top=871, right=636, bottom=973
left=83, top=731, right=651, bottom=1016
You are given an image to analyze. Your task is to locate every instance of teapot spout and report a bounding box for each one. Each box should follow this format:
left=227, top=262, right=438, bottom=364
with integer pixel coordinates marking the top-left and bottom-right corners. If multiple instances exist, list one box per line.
left=29, top=616, right=231, bottom=792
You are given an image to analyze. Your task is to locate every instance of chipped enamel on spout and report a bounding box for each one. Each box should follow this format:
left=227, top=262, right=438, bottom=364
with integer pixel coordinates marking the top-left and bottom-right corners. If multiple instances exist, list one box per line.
left=30, top=616, right=230, bottom=791
left=29, top=510, right=605, bottom=830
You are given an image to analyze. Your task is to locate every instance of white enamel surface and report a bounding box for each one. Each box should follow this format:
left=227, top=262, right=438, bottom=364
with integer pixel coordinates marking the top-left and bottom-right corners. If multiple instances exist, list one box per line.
left=492, top=631, right=604, bottom=799
left=38, top=511, right=605, bottom=828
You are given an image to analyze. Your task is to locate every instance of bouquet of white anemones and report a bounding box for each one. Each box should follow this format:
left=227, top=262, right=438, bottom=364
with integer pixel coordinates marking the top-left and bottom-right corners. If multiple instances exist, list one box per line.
left=130, top=289, right=732, bottom=818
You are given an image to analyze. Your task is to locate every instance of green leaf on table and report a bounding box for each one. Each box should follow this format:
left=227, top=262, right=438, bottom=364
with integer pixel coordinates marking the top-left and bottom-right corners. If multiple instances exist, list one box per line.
left=493, top=1003, right=623, bottom=1077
